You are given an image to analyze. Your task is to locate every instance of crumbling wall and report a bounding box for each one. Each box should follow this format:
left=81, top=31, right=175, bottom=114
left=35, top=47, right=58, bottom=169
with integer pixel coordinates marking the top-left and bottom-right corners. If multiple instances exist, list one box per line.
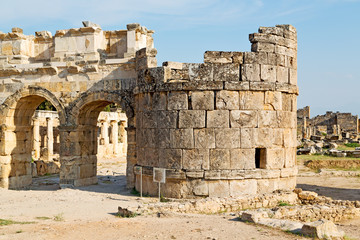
left=134, top=25, right=298, bottom=198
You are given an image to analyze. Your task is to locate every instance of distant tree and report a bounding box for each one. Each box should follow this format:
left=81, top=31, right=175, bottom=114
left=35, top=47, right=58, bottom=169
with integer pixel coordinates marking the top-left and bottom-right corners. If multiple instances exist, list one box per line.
left=37, top=100, right=56, bottom=111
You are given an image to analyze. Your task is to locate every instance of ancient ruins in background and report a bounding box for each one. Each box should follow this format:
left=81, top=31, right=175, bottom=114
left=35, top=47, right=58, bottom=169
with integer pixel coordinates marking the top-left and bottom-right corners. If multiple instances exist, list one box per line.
left=297, top=106, right=359, bottom=140
left=0, top=22, right=298, bottom=198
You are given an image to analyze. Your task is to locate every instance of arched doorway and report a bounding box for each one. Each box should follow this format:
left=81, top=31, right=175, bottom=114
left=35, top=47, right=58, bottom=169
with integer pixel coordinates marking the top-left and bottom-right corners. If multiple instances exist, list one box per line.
left=0, top=86, right=65, bottom=189
left=60, top=91, right=136, bottom=188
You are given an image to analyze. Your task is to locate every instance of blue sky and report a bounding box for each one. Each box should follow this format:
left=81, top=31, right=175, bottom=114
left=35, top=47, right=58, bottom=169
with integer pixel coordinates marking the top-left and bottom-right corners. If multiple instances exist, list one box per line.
left=0, top=0, right=359, bottom=117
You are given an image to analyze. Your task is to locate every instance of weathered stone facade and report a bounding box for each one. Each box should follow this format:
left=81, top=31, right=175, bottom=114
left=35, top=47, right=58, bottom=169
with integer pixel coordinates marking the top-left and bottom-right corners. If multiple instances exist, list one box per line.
left=0, top=22, right=298, bottom=198
left=134, top=25, right=298, bottom=198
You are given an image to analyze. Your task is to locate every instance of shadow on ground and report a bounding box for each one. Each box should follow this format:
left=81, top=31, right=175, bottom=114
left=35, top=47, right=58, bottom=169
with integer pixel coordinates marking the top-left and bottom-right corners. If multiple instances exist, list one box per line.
left=296, top=183, right=360, bottom=201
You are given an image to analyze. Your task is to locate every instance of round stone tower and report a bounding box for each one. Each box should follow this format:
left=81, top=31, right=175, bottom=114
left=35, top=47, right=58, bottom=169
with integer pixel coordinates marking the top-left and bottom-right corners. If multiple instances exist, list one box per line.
left=134, top=24, right=298, bottom=198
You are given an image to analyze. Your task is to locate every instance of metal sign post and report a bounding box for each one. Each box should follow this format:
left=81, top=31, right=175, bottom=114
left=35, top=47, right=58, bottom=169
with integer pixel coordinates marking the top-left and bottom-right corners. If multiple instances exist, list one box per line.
left=134, top=166, right=143, bottom=198
left=153, top=168, right=166, bottom=202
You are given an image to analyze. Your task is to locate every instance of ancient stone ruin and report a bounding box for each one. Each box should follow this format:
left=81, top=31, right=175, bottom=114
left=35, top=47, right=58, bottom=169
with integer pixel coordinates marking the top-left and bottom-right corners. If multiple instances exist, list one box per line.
left=0, top=22, right=298, bottom=198
left=297, top=106, right=359, bottom=140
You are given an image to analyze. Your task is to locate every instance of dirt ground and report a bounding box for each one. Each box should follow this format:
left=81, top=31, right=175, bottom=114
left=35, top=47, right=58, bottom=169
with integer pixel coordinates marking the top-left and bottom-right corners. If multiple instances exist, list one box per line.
left=0, top=158, right=359, bottom=240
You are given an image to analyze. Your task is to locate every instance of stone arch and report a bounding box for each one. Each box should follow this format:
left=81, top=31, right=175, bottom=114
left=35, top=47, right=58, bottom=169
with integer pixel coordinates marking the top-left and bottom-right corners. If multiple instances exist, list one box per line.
left=0, top=85, right=65, bottom=189
left=59, top=90, right=136, bottom=188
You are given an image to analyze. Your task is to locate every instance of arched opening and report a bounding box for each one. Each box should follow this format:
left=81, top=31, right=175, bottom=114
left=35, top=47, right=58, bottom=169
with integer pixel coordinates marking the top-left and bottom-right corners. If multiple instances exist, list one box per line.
left=0, top=92, right=64, bottom=189
left=74, top=100, right=128, bottom=186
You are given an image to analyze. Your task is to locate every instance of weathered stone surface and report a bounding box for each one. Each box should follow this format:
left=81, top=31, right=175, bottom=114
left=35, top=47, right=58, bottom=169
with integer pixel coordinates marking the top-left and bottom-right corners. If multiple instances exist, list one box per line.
left=301, top=220, right=344, bottom=239
left=208, top=180, right=229, bottom=197
left=207, top=110, right=229, bottom=128
left=179, top=110, right=206, bottom=128
left=260, top=64, right=276, bottom=82
left=216, top=90, right=239, bottom=110
left=241, top=64, right=260, bottom=81
left=194, top=128, right=215, bottom=149
left=210, top=149, right=230, bottom=169
left=230, top=180, right=257, bottom=197
left=215, top=128, right=240, bottom=149
left=230, top=110, right=258, bottom=128
left=213, top=63, right=240, bottom=81
left=183, top=149, right=209, bottom=170
left=167, top=91, right=188, bottom=110
left=190, top=91, right=214, bottom=110
left=239, top=91, right=264, bottom=110
left=170, top=129, right=194, bottom=148
left=159, top=148, right=182, bottom=169
left=230, top=149, right=255, bottom=169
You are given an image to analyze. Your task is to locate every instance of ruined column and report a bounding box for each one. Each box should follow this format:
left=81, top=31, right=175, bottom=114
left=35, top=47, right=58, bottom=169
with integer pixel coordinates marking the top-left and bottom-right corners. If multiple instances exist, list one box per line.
left=110, top=120, right=119, bottom=155
left=33, top=117, right=40, bottom=160
left=46, top=117, right=53, bottom=161
left=100, top=120, right=109, bottom=145
left=119, top=121, right=127, bottom=155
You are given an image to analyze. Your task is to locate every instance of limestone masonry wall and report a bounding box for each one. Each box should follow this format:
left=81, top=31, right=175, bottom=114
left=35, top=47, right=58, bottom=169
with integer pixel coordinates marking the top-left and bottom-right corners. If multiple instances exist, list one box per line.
left=134, top=25, right=298, bottom=198
left=0, top=22, right=298, bottom=199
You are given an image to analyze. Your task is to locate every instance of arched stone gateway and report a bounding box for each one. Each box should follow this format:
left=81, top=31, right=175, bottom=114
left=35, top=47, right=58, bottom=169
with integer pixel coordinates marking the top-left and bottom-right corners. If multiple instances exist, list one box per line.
left=0, top=86, right=65, bottom=188
left=0, top=23, right=298, bottom=198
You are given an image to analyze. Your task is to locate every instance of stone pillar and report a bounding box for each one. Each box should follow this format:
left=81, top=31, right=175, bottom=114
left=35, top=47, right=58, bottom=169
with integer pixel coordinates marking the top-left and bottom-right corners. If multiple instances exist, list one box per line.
left=119, top=121, right=127, bottom=155
left=46, top=117, right=53, bottom=161
left=100, top=120, right=109, bottom=145
left=110, top=120, right=118, bottom=155
left=33, top=117, right=40, bottom=160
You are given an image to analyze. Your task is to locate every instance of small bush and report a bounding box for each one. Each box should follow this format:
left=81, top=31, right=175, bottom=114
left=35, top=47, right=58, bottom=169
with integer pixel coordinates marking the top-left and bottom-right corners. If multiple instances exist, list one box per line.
left=345, top=143, right=360, bottom=148
left=278, top=201, right=292, bottom=207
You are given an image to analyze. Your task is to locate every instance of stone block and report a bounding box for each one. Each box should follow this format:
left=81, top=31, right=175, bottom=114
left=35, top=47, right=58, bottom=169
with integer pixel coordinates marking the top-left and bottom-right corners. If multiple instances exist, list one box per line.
left=216, top=90, right=239, bottom=110
left=276, top=66, right=288, bottom=83
left=284, top=147, right=296, bottom=168
left=229, top=179, right=257, bottom=197
left=141, top=111, right=157, bottom=129
left=179, top=110, right=206, bottom=128
left=258, top=110, right=277, bottom=128
left=152, top=92, right=167, bottom=110
left=159, top=148, right=182, bottom=169
left=157, top=111, right=177, bottom=128
left=257, top=179, right=278, bottom=194
left=243, top=52, right=267, bottom=64
left=273, top=128, right=284, bottom=147
left=207, top=110, right=229, bottom=128
left=239, top=91, right=264, bottom=110
left=230, top=110, right=257, bottom=128
left=241, top=64, right=260, bottom=81
left=289, top=68, right=297, bottom=85
left=260, top=64, right=276, bottom=82
left=209, top=149, right=230, bottom=169
left=183, top=149, right=209, bottom=170
left=251, top=42, right=275, bottom=52
left=213, top=63, right=240, bottom=81
left=277, top=111, right=296, bottom=129
left=301, top=220, right=344, bottom=239
left=264, top=91, right=282, bottom=111
left=254, top=128, right=273, bottom=148
left=204, top=170, right=221, bottom=179
left=266, top=148, right=284, bottom=169
left=281, top=93, right=292, bottom=111
left=170, top=129, right=194, bottom=148
left=194, top=128, right=215, bottom=149
left=190, top=91, right=214, bottom=110
left=156, top=128, right=171, bottom=148
left=283, top=129, right=296, bottom=147
left=208, top=180, right=230, bottom=197
left=167, top=91, right=188, bottom=110
left=240, top=128, right=255, bottom=149
left=232, top=52, right=244, bottom=64
left=230, top=149, right=255, bottom=169
left=193, top=180, right=209, bottom=196
left=145, top=148, right=159, bottom=167
left=215, top=128, right=240, bottom=149
left=186, top=63, right=213, bottom=81
left=204, top=51, right=232, bottom=64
